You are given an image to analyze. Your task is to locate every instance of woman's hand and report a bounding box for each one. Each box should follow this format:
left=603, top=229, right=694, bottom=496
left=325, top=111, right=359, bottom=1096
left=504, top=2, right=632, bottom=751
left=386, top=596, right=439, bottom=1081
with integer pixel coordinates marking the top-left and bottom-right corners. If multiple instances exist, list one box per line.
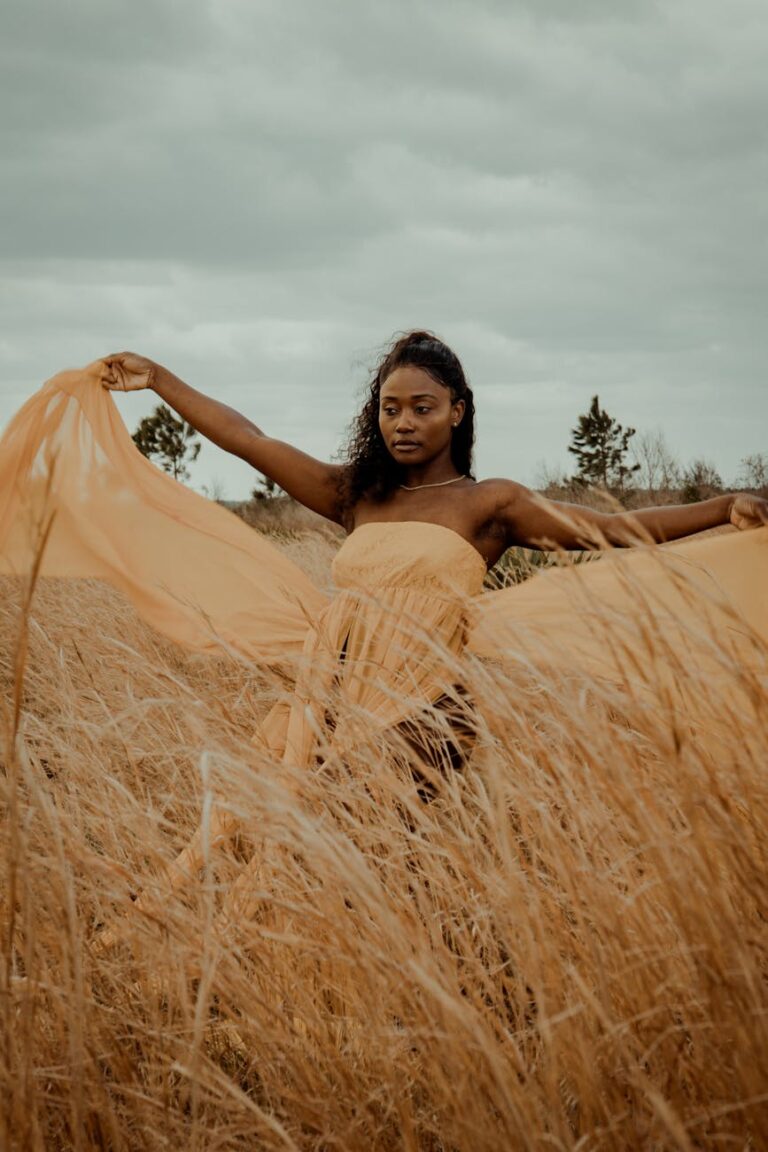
left=729, top=493, right=768, bottom=531
left=100, top=351, right=159, bottom=392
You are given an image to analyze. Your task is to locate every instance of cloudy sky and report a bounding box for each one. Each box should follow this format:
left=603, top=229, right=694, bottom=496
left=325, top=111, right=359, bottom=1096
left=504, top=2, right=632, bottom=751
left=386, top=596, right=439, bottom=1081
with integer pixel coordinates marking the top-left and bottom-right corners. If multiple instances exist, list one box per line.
left=2, top=0, right=767, bottom=499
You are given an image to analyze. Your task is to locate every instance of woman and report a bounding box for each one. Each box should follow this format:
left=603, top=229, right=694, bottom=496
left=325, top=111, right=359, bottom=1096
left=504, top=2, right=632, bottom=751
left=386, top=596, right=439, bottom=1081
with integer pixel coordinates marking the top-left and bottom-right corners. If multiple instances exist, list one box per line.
left=1, top=330, right=766, bottom=773
left=100, top=332, right=768, bottom=562
left=95, top=331, right=768, bottom=771
left=3, top=330, right=766, bottom=925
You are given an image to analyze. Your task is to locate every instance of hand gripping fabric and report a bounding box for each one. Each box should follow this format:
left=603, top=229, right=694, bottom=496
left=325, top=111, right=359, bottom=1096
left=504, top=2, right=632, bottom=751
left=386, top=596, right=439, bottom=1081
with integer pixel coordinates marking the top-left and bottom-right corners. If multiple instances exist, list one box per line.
left=0, top=362, right=328, bottom=664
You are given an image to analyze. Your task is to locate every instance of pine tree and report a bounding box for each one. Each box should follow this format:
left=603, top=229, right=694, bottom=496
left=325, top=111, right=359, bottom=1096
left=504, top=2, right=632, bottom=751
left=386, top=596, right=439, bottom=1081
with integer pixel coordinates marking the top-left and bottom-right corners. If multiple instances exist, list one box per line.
left=568, top=395, right=640, bottom=491
left=132, top=404, right=201, bottom=481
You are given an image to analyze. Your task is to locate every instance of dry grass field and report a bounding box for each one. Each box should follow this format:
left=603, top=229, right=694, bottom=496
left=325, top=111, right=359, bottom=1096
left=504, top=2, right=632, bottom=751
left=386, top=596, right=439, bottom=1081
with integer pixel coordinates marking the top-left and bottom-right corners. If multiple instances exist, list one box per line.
left=1, top=520, right=767, bottom=1151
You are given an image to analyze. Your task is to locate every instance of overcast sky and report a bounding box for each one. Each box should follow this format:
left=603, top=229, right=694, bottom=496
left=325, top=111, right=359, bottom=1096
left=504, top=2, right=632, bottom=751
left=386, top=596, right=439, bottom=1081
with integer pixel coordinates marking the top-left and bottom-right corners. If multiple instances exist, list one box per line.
left=2, top=0, right=767, bottom=499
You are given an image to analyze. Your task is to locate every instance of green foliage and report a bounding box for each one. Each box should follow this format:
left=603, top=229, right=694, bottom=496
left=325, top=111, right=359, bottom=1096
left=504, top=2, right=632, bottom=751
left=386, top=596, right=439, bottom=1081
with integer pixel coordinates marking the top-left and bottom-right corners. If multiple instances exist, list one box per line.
left=681, top=458, right=723, bottom=504
left=132, top=404, right=201, bottom=482
left=568, top=395, right=640, bottom=492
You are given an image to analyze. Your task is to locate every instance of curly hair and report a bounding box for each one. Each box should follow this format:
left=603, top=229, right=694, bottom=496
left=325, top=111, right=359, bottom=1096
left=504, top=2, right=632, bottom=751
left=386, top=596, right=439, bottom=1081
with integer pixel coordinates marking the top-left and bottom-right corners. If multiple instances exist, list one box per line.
left=338, top=330, right=476, bottom=514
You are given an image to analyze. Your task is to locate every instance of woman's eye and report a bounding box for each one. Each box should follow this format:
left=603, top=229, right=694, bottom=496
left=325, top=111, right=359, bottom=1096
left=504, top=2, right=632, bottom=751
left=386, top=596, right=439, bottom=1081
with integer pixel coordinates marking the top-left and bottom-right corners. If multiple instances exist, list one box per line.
left=415, top=406, right=431, bottom=415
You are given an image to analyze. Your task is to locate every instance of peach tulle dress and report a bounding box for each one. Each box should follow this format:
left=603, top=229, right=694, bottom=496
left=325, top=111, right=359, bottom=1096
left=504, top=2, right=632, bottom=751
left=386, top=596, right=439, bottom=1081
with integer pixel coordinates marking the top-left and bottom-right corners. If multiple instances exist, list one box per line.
left=1, top=361, right=766, bottom=768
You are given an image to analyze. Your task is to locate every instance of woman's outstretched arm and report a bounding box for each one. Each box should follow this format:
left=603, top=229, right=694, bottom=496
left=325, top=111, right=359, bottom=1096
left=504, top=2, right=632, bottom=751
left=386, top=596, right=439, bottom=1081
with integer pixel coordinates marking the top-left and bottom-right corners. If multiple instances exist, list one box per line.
left=101, top=352, right=344, bottom=522
left=496, top=481, right=768, bottom=550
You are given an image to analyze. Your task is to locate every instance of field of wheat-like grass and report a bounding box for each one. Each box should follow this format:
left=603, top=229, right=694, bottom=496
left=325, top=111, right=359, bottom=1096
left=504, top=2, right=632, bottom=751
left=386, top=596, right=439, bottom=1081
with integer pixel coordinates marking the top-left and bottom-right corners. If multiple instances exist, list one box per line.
left=1, top=527, right=767, bottom=1151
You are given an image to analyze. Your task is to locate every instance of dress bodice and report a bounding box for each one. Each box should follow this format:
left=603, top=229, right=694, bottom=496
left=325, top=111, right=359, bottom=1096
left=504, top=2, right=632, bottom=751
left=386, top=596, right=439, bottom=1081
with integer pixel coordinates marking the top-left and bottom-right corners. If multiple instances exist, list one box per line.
left=269, top=521, right=488, bottom=764
left=331, top=521, right=487, bottom=600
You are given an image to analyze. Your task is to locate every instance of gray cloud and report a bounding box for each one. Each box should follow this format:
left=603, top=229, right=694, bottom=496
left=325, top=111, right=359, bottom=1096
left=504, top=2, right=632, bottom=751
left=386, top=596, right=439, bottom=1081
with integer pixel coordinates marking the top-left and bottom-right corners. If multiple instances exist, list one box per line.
left=2, top=0, right=767, bottom=499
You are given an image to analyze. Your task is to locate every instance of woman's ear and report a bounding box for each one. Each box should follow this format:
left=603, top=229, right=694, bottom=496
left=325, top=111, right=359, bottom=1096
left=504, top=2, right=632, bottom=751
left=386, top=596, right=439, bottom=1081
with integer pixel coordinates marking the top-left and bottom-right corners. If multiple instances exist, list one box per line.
left=451, top=398, right=466, bottom=427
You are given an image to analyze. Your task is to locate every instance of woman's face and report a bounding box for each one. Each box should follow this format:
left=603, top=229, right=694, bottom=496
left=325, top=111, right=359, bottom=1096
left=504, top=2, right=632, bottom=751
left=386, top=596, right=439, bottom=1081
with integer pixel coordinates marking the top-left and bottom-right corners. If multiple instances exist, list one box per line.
left=378, top=365, right=465, bottom=465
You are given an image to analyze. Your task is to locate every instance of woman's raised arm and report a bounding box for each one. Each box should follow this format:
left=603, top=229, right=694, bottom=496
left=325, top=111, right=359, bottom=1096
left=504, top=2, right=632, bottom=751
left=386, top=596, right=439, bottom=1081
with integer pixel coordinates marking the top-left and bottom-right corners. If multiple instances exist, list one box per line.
left=101, top=352, right=344, bottom=523
left=496, top=480, right=768, bottom=550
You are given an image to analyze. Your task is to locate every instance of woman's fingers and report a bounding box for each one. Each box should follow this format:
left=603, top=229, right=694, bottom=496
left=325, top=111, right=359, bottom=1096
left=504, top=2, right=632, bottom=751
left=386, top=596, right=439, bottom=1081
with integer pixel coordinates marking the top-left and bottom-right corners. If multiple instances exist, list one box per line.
left=100, top=352, right=131, bottom=390
left=731, top=494, right=768, bottom=530
left=99, top=353, right=116, bottom=386
left=100, top=362, right=122, bottom=390
left=98, top=351, right=155, bottom=392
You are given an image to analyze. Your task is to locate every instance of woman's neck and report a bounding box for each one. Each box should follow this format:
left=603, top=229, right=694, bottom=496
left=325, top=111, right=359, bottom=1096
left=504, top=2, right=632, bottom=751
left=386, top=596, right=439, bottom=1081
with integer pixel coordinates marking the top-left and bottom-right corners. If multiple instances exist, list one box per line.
left=399, top=460, right=462, bottom=489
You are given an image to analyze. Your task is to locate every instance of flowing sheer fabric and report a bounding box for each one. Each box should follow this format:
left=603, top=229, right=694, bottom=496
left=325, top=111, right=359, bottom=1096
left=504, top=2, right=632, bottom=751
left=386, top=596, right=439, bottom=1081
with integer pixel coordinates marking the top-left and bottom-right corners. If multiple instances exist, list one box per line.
left=470, top=525, right=768, bottom=681
left=2, top=363, right=766, bottom=767
left=0, top=362, right=327, bottom=664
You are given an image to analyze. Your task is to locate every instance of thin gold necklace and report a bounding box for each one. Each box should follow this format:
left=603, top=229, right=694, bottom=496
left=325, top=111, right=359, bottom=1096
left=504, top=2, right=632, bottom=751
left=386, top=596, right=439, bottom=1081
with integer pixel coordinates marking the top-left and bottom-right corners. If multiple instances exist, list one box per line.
left=400, top=474, right=467, bottom=491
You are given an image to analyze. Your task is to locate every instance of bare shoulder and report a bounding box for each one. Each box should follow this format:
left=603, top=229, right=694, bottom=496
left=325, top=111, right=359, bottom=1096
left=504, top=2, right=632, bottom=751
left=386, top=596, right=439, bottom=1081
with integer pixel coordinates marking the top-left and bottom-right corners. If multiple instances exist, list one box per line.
left=468, top=476, right=529, bottom=517
left=466, top=478, right=549, bottom=548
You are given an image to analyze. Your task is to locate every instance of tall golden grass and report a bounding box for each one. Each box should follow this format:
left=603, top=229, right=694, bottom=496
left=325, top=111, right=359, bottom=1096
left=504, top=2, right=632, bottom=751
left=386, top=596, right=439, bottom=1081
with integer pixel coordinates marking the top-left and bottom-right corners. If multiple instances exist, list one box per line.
left=1, top=525, right=767, bottom=1151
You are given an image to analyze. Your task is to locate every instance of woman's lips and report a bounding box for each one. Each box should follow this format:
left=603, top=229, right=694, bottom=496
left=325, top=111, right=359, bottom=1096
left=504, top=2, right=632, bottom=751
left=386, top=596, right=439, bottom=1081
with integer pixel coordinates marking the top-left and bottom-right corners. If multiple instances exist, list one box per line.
left=393, top=442, right=419, bottom=452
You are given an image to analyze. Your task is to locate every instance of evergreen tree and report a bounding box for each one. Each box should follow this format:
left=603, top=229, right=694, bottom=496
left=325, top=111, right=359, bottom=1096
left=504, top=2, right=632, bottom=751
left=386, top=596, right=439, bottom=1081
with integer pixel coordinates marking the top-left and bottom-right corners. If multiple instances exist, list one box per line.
left=568, top=395, right=640, bottom=491
left=132, top=404, right=201, bottom=481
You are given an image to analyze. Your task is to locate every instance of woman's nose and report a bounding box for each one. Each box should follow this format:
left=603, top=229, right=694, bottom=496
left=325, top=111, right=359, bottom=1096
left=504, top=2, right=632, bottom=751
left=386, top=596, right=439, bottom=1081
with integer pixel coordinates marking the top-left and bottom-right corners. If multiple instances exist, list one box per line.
left=395, top=411, right=415, bottom=431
